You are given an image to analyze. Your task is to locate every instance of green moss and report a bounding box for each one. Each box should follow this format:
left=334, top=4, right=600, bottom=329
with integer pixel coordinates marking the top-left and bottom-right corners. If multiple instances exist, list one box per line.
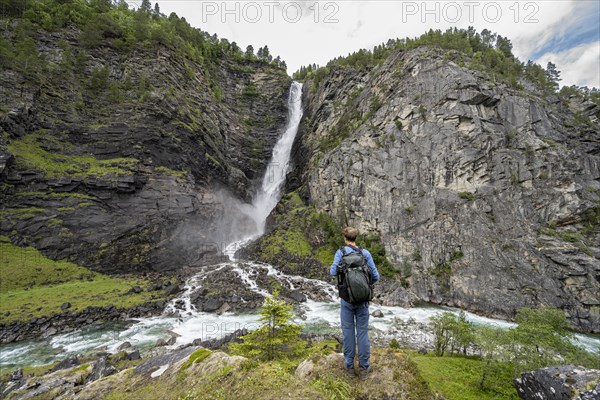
left=14, top=191, right=95, bottom=200
left=458, top=192, right=476, bottom=201
left=559, top=232, right=583, bottom=243
left=430, top=262, right=452, bottom=290
left=262, top=228, right=312, bottom=259
left=180, top=348, right=212, bottom=372
left=155, top=166, right=187, bottom=178
left=450, top=250, right=464, bottom=262
left=205, top=152, right=222, bottom=168
left=0, top=240, right=155, bottom=324
left=7, top=133, right=138, bottom=179
left=356, top=233, right=397, bottom=278
left=3, top=207, right=45, bottom=215
left=47, top=218, right=62, bottom=227
left=314, top=246, right=334, bottom=267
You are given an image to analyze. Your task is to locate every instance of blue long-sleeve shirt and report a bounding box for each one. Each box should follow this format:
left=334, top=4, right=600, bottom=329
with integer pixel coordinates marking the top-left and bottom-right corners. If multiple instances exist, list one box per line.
left=330, top=246, right=380, bottom=282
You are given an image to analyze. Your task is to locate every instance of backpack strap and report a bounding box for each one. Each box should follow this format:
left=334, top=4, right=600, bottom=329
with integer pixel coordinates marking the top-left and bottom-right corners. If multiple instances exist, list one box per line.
left=347, top=244, right=363, bottom=254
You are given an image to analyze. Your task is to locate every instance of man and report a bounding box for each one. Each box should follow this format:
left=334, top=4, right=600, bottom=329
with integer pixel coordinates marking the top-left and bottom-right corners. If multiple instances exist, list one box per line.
left=330, top=227, right=380, bottom=380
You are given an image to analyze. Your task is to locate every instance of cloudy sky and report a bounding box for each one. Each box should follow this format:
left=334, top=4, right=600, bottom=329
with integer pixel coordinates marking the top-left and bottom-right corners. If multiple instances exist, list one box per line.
left=131, top=0, right=599, bottom=88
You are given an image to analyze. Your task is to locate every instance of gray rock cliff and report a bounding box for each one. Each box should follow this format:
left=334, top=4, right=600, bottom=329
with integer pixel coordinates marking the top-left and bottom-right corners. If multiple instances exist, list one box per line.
left=293, top=47, right=600, bottom=332
left=0, top=23, right=291, bottom=273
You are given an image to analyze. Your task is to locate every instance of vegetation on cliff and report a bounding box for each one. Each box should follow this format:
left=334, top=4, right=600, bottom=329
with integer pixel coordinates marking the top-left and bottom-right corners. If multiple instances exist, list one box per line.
left=0, top=0, right=287, bottom=79
left=245, top=192, right=398, bottom=279
left=293, top=27, right=600, bottom=105
left=294, top=21, right=600, bottom=334
left=0, top=0, right=292, bottom=278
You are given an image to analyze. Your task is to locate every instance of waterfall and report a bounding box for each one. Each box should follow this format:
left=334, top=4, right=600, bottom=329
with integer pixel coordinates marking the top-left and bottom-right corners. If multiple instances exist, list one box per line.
left=224, top=81, right=303, bottom=259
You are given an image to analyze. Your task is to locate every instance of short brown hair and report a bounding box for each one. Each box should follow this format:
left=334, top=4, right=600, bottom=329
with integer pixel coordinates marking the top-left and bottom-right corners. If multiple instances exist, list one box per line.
left=343, top=227, right=358, bottom=241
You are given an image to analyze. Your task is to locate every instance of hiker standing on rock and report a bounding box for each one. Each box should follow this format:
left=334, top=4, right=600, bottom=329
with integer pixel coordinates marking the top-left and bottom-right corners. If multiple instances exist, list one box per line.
left=330, top=227, right=380, bottom=380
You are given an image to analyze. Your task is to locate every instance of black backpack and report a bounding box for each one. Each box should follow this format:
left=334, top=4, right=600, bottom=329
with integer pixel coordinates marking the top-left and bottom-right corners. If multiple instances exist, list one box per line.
left=336, top=245, right=374, bottom=304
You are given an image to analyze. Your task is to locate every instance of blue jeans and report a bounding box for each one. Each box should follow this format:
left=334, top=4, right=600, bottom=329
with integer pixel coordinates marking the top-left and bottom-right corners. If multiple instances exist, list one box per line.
left=340, top=299, right=371, bottom=369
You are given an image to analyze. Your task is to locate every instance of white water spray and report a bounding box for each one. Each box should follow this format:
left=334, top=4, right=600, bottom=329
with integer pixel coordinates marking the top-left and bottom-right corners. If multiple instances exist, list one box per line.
left=224, top=81, right=303, bottom=260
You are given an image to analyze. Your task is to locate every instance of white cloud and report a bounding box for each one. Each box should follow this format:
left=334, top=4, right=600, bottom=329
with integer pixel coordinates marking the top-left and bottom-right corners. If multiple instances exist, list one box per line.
left=535, top=41, right=600, bottom=88
left=146, top=1, right=598, bottom=87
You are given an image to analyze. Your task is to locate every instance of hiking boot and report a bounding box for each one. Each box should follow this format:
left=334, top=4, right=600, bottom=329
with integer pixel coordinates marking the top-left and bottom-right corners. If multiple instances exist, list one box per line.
left=345, top=367, right=356, bottom=379
left=359, top=366, right=372, bottom=381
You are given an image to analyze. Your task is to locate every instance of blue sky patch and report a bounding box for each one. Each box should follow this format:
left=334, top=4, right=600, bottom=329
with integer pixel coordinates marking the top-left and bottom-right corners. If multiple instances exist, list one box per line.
left=529, top=1, right=600, bottom=60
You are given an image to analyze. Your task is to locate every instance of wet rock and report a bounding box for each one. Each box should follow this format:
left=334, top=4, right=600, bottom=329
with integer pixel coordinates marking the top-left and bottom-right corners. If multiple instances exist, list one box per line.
left=514, top=365, right=600, bottom=400
left=128, top=286, right=143, bottom=294
left=117, top=341, right=132, bottom=351
left=163, top=284, right=181, bottom=296
left=134, top=347, right=196, bottom=377
left=372, top=309, right=384, bottom=318
left=42, top=327, right=58, bottom=338
left=216, top=302, right=231, bottom=314
left=288, top=290, right=307, bottom=303
left=51, top=356, right=79, bottom=372
left=155, top=338, right=168, bottom=347
left=195, top=328, right=248, bottom=350
left=127, top=350, right=141, bottom=361
left=202, top=298, right=223, bottom=313
left=86, top=357, right=117, bottom=383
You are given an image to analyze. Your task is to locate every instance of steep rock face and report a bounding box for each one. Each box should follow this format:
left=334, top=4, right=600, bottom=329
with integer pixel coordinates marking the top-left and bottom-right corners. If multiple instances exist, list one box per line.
left=0, top=23, right=291, bottom=272
left=295, top=47, right=600, bottom=332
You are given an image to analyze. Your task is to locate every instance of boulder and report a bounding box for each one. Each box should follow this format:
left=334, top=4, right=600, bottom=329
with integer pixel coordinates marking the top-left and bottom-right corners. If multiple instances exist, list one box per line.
left=514, top=365, right=600, bottom=400
left=163, top=284, right=181, bottom=296
left=86, top=357, right=117, bottom=383
left=51, top=356, right=79, bottom=372
left=202, top=298, right=223, bottom=312
left=288, top=290, right=307, bottom=303
left=371, top=309, right=384, bottom=318
left=295, top=353, right=345, bottom=380
left=117, top=341, right=132, bottom=351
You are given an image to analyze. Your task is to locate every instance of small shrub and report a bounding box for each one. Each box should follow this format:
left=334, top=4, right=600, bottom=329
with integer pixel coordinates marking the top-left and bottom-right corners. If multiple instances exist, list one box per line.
left=458, top=192, right=476, bottom=201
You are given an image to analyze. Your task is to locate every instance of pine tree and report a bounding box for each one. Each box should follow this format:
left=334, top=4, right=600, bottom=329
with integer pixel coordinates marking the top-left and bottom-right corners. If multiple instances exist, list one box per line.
left=153, top=2, right=160, bottom=15
left=140, top=0, right=152, bottom=12
left=546, top=62, right=561, bottom=85
left=245, top=45, right=254, bottom=58
left=262, top=45, right=271, bottom=62
left=229, top=291, right=306, bottom=361
left=230, top=41, right=240, bottom=55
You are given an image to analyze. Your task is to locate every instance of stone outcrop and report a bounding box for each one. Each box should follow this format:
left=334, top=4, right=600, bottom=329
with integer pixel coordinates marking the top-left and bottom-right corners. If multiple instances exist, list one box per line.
left=514, top=365, right=600, bottom=400
left=293, top=47, right=600, bottom=332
